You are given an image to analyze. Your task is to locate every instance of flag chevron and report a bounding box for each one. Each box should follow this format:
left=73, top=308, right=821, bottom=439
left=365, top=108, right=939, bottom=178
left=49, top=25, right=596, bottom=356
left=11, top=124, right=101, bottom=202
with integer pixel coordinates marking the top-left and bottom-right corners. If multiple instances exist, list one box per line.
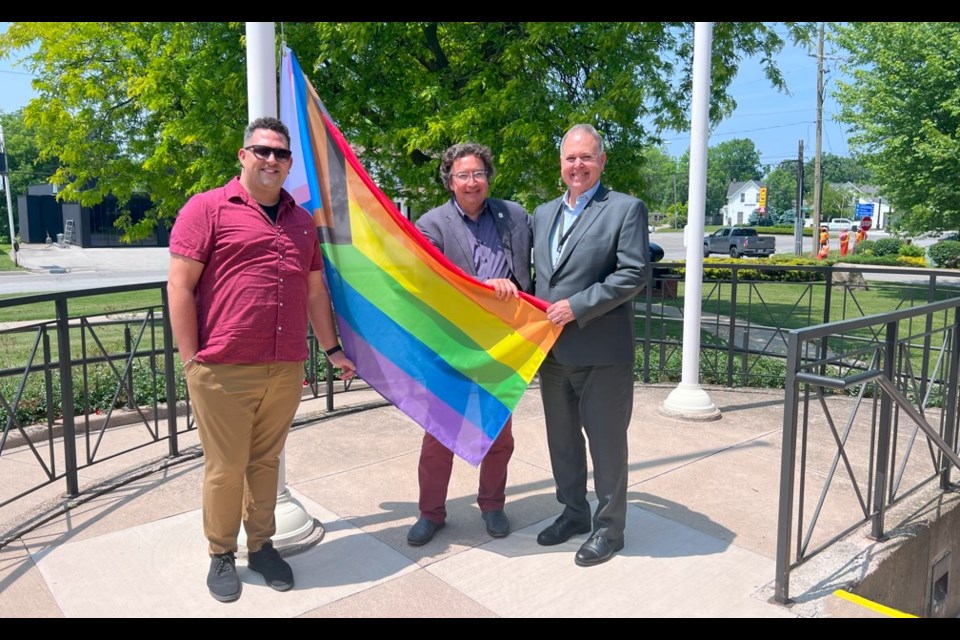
left=280, top=47, right=561, bottom=465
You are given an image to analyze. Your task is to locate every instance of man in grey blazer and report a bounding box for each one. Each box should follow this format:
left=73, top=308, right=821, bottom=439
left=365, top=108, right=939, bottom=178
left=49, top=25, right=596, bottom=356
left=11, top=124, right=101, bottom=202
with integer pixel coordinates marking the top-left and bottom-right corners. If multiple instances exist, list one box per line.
left=532, top=123, right=649, bottom=566
left=407, top=142, right=533, bottom=547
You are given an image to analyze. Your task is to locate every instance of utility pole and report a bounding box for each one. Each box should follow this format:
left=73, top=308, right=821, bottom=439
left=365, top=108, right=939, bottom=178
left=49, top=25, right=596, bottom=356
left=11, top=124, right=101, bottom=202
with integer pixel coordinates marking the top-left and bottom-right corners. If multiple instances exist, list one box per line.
left=794, top=141, right=804, bottom=256
left=811, top=22, right=825, bottom=250
left=0, top=125, right=17, bottom=267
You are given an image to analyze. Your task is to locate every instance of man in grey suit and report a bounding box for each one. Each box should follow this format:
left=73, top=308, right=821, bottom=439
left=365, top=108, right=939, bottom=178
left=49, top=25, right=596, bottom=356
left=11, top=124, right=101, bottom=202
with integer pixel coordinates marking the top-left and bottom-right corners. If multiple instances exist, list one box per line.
left=532, top=123, right=649, bottom=566
left=407, top=142, right=533, bottom=547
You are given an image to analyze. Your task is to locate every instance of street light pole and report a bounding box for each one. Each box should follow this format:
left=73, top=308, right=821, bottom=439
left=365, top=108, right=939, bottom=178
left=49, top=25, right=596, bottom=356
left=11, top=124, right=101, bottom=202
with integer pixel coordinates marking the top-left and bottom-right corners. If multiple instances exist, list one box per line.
left=673, top=158, right=678, bottom=229
left=0, top=125, right=17, bottom=267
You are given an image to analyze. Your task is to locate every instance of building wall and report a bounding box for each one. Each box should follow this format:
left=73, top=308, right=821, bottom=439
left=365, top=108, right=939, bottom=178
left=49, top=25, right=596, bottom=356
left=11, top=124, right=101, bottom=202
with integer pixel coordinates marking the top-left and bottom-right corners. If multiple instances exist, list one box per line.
left=17, top=188, right=167, bottom=247
left=725, top=185, right=761, bottom=226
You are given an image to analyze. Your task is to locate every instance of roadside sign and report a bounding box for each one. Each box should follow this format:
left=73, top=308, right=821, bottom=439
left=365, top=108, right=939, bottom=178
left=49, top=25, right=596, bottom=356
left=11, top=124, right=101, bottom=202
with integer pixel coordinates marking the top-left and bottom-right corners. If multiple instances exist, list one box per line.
left=860, top=216, right=873, bottom=231
left=758, top=187, right=767, bottom=211
left=855, top=202, right=874, bottom=219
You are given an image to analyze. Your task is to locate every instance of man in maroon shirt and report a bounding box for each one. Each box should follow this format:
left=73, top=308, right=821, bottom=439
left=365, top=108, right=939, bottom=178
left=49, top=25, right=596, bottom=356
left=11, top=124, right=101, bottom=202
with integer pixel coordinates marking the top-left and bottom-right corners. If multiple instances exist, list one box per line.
left=168, top=116, right=355, bottom=603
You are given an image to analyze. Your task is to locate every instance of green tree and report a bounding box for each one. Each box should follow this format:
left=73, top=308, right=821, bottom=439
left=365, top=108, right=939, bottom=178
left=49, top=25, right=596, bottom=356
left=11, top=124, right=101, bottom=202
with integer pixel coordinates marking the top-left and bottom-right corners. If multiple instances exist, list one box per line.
left=0, top=22, right=251, bottom=242
left=833, top=22, right=960, bottom=234
left=1, top=21, right=815, bottom=234
left=765, top=161, right=802, bottom=215
left=819, top=153, right=873, bottom=185
left=638, top=146, right=678, bottom=214
left=0, top=108, right=58, bottom=241
left=706, top=138, right=763, bottom=215
left=821, top=182, right=853, bottom=218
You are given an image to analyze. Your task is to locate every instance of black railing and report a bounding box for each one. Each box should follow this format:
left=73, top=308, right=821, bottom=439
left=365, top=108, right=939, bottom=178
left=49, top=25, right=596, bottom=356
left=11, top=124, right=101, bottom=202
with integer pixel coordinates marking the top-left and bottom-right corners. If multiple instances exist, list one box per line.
left=774, top=296, right=960, bottom=604
left=0, top=282, right=363, bottom=528
left=638, top=261, right=960, bottom=389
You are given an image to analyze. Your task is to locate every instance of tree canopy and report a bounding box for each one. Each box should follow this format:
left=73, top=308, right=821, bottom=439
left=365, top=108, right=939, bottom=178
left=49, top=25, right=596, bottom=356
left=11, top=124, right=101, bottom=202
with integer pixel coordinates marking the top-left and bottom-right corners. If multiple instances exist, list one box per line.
left=0, top=21, right=816, bottom=238
left=833, top=22, right=960, bottom=234
left=0, top=108, right=59, bottom=241
left=705, top=138, right=763, bottom=215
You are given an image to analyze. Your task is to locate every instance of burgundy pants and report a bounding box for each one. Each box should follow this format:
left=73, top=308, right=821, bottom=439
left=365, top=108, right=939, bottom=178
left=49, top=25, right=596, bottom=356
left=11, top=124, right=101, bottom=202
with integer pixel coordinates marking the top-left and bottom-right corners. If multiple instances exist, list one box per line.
left=417, top=418, right=515, bottom=523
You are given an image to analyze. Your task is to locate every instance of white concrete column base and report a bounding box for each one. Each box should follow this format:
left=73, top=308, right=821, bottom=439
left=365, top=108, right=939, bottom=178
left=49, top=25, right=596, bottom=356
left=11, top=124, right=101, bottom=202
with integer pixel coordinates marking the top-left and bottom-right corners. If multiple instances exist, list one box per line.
left=238, top=488, right=325, bottom=556
left=660, top=382, right=722, bottom=421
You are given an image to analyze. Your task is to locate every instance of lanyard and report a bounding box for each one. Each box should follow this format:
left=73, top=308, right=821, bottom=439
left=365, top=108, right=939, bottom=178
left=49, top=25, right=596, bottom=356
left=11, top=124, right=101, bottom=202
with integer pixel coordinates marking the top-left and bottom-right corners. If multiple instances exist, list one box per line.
left=557, top=210, right=585, bottom=254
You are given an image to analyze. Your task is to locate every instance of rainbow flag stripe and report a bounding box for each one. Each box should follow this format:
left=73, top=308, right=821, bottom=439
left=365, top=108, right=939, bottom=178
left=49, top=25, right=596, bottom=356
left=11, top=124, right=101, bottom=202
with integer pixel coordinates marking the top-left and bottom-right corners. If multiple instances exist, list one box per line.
left=280, top=48, right=561, bottom=465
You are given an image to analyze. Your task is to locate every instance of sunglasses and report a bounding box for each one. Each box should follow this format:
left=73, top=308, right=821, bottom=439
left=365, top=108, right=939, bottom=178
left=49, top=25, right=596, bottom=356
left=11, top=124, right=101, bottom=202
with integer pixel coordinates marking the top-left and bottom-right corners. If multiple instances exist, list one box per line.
left=244, top=145, right=293, bottom=163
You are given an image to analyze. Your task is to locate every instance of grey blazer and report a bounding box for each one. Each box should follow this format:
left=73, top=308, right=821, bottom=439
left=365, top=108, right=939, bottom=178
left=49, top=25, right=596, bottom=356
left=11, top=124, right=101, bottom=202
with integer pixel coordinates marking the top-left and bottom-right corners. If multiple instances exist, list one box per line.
left=415, top=197, right=533, bottom=293
left=532, top=184, right=649, bottom=366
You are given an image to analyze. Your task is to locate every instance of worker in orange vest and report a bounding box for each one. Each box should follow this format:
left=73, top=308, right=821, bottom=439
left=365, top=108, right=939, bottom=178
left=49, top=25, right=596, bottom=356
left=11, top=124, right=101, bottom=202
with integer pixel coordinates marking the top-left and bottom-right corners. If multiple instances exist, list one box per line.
left=839, top=228, right=850, bottom=256
left=818, top=226, right=830, bottom=260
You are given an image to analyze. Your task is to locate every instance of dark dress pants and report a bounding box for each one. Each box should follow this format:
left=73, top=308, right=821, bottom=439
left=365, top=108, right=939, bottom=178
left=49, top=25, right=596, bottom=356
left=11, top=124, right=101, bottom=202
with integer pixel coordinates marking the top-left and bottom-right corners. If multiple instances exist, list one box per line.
left=538, top=354, right=633, bottom=542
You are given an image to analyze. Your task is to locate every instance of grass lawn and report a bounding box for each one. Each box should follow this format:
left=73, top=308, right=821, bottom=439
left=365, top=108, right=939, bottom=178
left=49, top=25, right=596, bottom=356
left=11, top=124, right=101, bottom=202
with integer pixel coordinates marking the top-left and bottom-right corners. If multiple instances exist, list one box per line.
left=0, top=243, right=27, bottom=272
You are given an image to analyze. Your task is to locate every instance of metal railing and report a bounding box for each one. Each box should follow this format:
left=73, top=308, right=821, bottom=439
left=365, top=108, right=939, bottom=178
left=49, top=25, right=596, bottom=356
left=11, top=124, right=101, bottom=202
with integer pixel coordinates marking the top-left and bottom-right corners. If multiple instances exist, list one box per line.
left=773, top=296, right=960, bottom=604
left=638, top=261, right=960, bottom=389
left=0, top=282, right=363, bottom=529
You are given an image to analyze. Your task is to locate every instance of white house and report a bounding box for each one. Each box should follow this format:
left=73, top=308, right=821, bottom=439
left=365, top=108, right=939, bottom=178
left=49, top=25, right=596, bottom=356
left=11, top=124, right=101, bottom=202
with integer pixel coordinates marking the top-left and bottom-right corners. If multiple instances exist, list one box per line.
left=720, top=180, right=764, bottom=226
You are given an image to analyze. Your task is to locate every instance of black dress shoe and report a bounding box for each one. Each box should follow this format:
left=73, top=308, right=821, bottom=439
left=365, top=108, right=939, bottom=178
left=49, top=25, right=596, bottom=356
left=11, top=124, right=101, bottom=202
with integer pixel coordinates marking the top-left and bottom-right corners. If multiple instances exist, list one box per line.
left=407, top=517, right=445, bottom=546
left=536, top=516, right=592, bottom=546
left=481, top=509, right=511, bottom=538
left=574, top=533, right=624, bottom=567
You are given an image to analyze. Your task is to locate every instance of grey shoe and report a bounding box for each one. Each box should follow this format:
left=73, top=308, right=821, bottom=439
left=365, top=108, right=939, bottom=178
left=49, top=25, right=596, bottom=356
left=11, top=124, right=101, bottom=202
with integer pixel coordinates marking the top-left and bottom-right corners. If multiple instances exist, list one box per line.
left=207, top=553, right=241, bottom=603
left=407, top=517, right=445, bottom=546
left=247, top=542, right=294, bottom=591
left=482, top=509, right=511, bottom=538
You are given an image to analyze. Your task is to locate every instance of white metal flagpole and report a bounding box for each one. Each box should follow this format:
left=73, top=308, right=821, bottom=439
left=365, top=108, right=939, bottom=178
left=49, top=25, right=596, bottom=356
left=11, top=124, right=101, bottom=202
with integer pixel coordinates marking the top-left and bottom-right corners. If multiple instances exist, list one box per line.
left=239, top=22, right=320, bottom=551
left=661, top=22, right=720, bottom=421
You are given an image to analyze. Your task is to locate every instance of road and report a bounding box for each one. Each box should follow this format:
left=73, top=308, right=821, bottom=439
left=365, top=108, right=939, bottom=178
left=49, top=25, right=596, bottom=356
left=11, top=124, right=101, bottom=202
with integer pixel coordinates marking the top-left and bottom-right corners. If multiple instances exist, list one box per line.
left=650, top=227, right=897, bottom=261
left=0, top=245, right=169, bottom=296
left=0, top=231, right=951, bottom=297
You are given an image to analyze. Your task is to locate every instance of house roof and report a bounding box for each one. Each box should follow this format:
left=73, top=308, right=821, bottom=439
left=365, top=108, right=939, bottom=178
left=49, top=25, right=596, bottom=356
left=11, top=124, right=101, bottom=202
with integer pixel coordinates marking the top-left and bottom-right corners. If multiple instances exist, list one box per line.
left=725, top=179, right=765, bottom=199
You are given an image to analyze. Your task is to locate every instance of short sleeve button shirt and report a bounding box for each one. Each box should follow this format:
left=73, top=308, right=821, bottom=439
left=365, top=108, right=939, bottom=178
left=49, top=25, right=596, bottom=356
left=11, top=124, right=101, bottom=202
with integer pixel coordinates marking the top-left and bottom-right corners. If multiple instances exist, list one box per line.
left=169, top=177, right=323, bottom=364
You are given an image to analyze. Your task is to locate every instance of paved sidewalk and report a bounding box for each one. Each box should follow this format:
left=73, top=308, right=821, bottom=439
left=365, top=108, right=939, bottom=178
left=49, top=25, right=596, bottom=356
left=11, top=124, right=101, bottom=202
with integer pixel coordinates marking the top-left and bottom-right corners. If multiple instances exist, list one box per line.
left=0, top=381, right=901, bottom=618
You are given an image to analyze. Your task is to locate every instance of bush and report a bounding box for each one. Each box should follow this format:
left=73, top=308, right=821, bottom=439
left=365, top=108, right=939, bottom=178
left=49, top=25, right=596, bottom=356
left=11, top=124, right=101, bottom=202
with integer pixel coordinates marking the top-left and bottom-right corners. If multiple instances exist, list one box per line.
left=898, top=243, right=925, bottom=258
left=870, top=237, right=904, bottom=257
left=853, top=239, right=875, bottom=255
left=927, top=240, right=960, bottom=268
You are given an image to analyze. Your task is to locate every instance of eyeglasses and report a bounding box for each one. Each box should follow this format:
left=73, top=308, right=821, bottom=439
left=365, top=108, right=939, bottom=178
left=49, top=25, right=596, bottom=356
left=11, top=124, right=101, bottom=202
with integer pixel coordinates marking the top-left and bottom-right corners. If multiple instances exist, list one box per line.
left=452, top=170, right=489, bottom=183
left=244, top=145, right=293, bottom=163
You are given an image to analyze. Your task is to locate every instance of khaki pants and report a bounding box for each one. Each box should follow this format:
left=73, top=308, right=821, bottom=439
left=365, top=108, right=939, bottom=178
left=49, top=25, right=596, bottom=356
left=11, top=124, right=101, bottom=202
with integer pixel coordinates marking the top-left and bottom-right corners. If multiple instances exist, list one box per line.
left=186, top=361, right=305, bottom=555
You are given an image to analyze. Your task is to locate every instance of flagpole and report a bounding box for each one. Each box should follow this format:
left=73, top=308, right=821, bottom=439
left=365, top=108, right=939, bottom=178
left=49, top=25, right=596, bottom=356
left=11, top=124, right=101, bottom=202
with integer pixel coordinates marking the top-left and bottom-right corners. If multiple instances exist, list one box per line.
left=661, top=22, right=721, bottom=421
left=239, top=21, right=320, bottom=552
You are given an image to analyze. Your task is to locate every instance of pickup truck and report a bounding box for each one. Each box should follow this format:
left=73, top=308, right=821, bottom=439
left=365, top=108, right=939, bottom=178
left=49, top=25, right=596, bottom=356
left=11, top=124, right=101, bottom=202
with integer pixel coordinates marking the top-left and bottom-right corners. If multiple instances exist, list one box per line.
left=703, top=227, right=776, bottom=258
left=826, top=217, right=855, bottom=232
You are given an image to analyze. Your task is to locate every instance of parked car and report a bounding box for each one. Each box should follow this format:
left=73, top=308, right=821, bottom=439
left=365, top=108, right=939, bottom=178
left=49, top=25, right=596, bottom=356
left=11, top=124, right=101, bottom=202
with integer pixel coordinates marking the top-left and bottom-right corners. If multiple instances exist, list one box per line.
left=703, top=227, right=776, bottom=258
left=827, top=218, right=855, bottom=232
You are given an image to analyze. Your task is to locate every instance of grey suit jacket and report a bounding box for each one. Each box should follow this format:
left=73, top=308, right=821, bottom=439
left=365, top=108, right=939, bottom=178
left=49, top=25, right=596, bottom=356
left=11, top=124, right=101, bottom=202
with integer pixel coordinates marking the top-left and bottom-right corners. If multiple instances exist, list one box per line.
left=415, top=197, right=533, bottom=293
left=532, top=184, right=649, bottom=365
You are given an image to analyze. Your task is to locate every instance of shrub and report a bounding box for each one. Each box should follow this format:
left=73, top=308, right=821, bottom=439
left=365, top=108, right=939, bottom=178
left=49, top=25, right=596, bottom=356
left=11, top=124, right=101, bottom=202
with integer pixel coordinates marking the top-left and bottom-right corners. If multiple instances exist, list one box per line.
left=853, top=239, right=875, bottom=255
left=927, top=240, right=960, bottom=268
left=898, top=243, right=926, bottom=258
left=896, top=255, right=928, bottom=268
left=870, top=237, right=903, bottom=257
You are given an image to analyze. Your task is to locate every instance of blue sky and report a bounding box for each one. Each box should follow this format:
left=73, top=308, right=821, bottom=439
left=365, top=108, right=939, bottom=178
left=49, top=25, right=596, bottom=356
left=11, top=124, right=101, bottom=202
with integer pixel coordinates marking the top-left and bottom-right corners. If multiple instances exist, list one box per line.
left=660, top=31, right=851, bottom=167
left=1, top=23, right=851, bottom=165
